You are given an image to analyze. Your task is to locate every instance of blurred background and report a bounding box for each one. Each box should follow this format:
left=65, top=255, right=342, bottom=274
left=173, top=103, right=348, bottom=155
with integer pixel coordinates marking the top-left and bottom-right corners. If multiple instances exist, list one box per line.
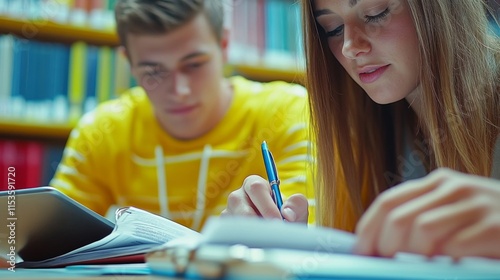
left=0, top=0, right=498, bottom=190
left=0, top=0, right=306, bottom=191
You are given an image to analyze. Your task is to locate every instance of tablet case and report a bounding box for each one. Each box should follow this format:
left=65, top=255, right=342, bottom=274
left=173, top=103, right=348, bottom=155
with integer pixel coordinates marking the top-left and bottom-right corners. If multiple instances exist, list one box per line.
left=0, top=186, right=114, bottom=263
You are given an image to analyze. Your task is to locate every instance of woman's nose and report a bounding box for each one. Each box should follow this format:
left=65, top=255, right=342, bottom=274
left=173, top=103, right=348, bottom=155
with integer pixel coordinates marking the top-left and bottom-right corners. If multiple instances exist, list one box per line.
left=342, top=25, right=371, bottom=59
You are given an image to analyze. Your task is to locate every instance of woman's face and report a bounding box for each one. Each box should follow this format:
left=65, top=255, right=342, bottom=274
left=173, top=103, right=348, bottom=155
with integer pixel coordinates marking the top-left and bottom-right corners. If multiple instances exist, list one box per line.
left=314, top=0, right=421, bottom=104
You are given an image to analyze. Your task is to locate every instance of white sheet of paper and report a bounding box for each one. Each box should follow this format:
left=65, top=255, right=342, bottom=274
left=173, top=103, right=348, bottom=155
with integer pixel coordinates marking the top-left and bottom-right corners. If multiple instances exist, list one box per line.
left=200, top=216, right=356, bottom=254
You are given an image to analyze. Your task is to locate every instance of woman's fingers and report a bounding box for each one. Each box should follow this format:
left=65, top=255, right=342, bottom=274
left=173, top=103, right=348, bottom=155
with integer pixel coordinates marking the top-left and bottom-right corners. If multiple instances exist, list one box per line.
left=376, top=175, right=474, bottom=257
left=357, top=168, right=500, bottom=259
left=442, top=216, right=500, bottom=259
left=281, top=194, right=309, bottom=223
left=222, top=175, right=310, bottom=223
left=241, top=175, right=282, bottom=219
left=406, top=196, right=488, bottom=257
left=223, top=175, right=281, bottom=219
left=356, top=169, right=454, bottom=256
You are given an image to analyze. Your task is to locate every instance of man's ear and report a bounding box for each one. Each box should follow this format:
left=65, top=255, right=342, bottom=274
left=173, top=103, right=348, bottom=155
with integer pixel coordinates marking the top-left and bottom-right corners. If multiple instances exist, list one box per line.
left=221, top=28, right=230, bottom=64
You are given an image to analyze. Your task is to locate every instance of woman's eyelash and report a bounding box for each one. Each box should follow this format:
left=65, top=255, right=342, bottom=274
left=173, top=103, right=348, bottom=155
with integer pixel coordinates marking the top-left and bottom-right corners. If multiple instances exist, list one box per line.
left=365, top=7, right=390, bottom=23
left=326, top=25, right=344, bottom=37
left=324, top=7, right=390, bottom=38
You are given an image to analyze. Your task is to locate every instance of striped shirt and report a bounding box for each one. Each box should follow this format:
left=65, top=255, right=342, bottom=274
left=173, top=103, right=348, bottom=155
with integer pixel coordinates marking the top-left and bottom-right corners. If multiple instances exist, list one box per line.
left=50, top=76, right=315, bottom=230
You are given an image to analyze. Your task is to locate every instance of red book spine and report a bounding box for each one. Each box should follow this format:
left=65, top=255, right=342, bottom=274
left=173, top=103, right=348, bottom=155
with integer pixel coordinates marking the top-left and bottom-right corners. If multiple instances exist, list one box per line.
left=25, top=141, right=44, bottom=188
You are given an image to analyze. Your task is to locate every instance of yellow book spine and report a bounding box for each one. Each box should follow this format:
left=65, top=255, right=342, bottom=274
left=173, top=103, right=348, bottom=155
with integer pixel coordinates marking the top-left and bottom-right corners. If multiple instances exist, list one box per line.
left=68, top=41, right=87, bottom=124
left=96, top=46, right=112, bottom=103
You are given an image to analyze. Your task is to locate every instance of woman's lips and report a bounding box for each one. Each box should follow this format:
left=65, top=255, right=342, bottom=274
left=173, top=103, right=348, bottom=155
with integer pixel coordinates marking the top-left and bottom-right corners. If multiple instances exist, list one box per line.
left=358, top=65, right=390, bottom=84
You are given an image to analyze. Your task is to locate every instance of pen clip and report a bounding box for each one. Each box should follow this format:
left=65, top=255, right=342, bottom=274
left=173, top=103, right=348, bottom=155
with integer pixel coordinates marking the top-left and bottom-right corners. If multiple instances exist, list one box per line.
left=268, top=150, right=280, bottom=186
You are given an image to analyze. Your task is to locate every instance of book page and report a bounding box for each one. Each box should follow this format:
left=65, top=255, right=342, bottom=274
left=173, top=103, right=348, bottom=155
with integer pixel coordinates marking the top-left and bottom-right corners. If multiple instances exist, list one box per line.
left=199, top=216, right=356, bottom=254
left=61, top=207, right=200, bottom=255
left=113, top=207, right=201, bottom=243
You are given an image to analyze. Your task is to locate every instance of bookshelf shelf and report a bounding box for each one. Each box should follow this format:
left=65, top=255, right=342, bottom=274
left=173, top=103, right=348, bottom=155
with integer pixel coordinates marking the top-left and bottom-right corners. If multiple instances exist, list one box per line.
left=233, top=64, right=304, bottom=84
left=0, top=16, right=119, bottom=46
left=0, top=120, right=72, bottom=140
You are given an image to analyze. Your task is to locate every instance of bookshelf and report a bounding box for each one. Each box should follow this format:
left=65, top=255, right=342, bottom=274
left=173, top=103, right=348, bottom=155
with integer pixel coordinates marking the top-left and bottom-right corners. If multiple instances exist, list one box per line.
left=0, top=17, right=119, bottom=46
left=233, top=64, right=304, bottom=84
left=0, top=120, right=71, bottom=140
left=0, top=15, right=304, bottom=140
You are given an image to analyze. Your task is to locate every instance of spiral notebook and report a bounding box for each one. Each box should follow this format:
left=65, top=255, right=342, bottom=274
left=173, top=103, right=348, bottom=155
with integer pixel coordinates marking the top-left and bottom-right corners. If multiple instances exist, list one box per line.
left=146, top=216, right=500, bottom=279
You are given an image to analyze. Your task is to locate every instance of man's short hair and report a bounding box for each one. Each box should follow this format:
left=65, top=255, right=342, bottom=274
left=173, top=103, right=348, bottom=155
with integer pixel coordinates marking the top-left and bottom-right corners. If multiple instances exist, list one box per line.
left=115, top=0, right=224, bottom=47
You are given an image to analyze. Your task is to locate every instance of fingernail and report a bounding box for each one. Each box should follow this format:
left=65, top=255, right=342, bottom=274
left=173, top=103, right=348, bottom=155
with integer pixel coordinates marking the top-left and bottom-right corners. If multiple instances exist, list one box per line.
left=282, top=207, right=296, bottom=222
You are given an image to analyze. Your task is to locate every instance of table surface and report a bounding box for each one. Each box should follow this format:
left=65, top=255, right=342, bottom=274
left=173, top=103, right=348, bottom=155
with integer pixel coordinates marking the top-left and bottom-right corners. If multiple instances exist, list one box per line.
left=0, top=264, right=176, bottom=280
left=0, top=271, right=181, bottom=280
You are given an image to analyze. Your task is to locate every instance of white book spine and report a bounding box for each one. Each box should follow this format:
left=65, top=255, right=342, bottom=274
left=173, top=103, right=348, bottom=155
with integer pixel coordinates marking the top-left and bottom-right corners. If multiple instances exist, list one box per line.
left=0, top=35, right=14, bottom=119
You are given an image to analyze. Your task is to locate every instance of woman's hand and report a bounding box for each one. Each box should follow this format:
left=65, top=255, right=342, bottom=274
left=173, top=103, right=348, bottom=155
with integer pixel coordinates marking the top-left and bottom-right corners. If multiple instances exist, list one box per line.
left=221, top=175, right=309, bottom=223
left=355, top=168, right=500, bottom=259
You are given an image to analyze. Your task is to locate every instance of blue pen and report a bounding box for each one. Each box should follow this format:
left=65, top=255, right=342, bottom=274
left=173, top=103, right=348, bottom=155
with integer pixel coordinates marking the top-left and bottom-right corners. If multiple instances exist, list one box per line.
left=261, top=141, right=284, bottom=211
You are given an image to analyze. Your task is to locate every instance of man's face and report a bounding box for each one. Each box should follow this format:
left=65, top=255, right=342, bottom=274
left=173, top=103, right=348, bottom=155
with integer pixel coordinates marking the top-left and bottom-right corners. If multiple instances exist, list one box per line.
left=127, top=14, right=231, bottom=140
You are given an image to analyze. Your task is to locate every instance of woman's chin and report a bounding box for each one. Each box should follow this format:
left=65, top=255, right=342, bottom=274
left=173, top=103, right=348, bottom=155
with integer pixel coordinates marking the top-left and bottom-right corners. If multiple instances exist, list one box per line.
left=367, top=92, right=405, bottom=105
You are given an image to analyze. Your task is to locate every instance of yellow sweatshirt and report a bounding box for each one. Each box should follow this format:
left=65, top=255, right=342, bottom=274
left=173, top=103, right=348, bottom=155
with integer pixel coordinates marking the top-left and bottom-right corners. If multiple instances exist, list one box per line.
left=50, top=76, right=315, bottom=230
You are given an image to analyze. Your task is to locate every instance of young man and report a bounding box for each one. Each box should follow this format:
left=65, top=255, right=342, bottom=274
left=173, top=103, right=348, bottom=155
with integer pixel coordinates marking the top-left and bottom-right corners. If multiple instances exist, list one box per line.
left=50, top=0, right=315, bottom=230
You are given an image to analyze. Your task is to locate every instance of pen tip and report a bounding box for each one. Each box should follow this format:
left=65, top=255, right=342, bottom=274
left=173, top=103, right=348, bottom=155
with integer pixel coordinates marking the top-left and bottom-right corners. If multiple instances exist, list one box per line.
left=261, top=141, right=267, bottom=149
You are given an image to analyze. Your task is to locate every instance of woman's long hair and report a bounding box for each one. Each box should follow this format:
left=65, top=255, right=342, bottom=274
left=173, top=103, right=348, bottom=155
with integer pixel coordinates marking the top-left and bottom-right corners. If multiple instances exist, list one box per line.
left=302, top=0, right=500, bottom=231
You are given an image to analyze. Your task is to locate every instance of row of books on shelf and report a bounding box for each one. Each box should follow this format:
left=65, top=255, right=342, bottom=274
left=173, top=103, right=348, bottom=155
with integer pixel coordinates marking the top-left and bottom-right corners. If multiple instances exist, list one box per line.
left=0, top=0, right=306, bottom=70
left=0, top=139, right=64, bottom=191
left=0, top=0, right=116, bottom=31
left=0, top=34, right=134, bottom=124
left=227, top=0, right=305, bottom=69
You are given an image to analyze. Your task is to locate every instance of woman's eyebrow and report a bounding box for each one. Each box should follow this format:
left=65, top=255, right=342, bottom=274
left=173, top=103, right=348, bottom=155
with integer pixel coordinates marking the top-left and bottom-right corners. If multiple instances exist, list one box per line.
left=314, top=8, right=333, bottom=17
left=315, top=0, right=362, bottom=17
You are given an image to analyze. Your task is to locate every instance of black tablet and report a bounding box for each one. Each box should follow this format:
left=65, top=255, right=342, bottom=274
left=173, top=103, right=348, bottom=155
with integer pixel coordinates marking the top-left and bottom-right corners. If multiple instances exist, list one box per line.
left=0, top=186, right=114, bottom=262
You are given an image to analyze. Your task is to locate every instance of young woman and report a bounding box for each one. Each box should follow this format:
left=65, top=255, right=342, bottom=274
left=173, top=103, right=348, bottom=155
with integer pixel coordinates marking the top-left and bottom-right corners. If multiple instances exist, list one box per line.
left=222, top=0, right=500, bottom=260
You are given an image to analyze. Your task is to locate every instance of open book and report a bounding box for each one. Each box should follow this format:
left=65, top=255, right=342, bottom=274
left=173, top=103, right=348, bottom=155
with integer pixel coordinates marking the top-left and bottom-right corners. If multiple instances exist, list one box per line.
left=146, top=217, right=500, bottom=279
left=17, top=206, right=200, bottom=268
left=190, top=216, right=355, bottom=253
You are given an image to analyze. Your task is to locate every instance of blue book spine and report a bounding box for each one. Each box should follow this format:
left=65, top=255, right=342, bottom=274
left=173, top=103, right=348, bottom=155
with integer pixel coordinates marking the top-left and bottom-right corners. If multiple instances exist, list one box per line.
left=52, top=42, right=71, bottom=122
left=11, top=37, right=29, bottom=119
left=84, top=45, right=99, bottom=113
